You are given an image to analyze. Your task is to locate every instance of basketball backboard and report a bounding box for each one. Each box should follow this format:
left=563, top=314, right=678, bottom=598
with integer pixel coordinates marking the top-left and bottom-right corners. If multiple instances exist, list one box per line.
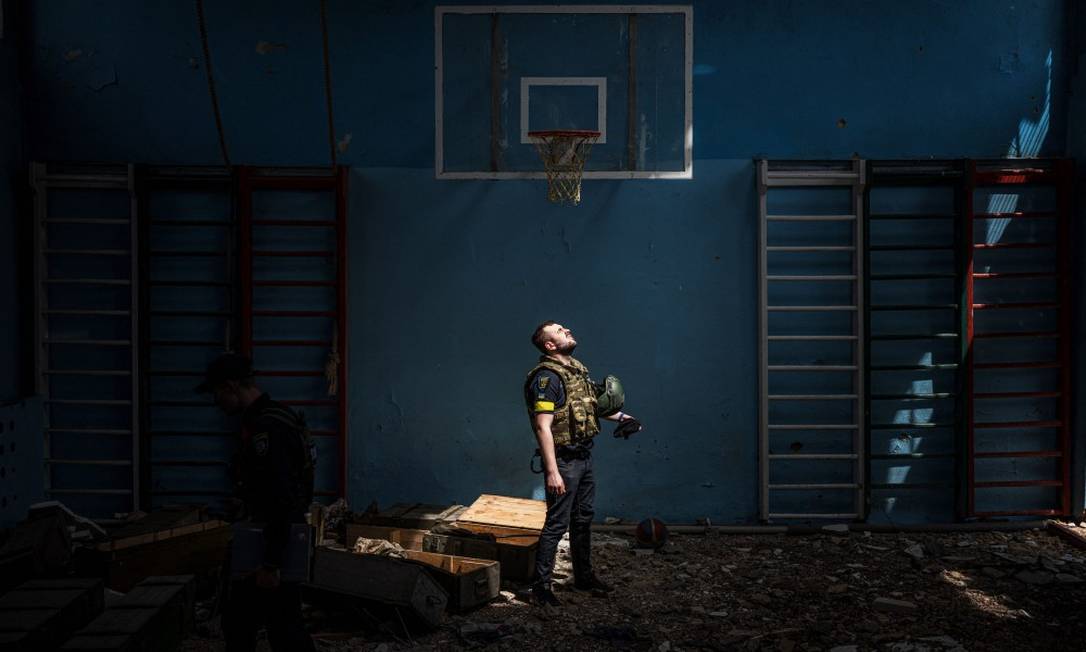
left=435, top=5, right=693, bottom=179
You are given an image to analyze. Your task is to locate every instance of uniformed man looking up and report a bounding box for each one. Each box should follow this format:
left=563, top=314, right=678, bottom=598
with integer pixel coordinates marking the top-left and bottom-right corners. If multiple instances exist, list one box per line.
left=525, top=321, right=640, bottom=607
left=196, top=353, right=316, bottom=652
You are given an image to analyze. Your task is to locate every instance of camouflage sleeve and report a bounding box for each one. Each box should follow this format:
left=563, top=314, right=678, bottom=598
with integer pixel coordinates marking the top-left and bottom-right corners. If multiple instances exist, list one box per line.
left=525, top=370, right=565, bottom=414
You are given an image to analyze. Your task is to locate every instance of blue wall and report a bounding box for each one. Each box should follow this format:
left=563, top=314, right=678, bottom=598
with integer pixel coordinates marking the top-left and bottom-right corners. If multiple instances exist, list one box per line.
left=18, top=1, right=1079, bottom=522
left=1, top=0, right=24, bottom=400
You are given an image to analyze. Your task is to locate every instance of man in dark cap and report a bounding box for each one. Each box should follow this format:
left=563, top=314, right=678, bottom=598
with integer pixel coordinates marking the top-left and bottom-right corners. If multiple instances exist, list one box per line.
left=197, top=353, right=316, bottom=652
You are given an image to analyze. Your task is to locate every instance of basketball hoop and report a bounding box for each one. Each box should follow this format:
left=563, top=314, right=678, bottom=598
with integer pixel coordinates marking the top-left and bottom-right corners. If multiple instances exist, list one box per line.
left=528, top=130, right=600, bottom=205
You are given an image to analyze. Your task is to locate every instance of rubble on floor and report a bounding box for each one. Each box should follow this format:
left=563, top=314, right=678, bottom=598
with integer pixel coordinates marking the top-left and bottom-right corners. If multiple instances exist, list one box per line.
left=282, top=527, right=1086, bottom=651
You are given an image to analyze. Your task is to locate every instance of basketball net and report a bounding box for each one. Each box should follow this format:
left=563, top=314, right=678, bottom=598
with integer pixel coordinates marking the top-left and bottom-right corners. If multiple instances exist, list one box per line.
left=528, top=130, right=600, bottom=205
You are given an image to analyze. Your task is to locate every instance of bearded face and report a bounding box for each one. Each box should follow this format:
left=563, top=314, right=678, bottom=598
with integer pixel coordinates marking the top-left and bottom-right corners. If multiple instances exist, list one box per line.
left=546, top=324, right=577, bottom=354
left=555, top=339, right=577, bottom=354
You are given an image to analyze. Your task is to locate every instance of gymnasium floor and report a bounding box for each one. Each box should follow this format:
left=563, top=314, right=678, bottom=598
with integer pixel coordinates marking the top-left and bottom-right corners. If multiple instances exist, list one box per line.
left=181, top=527, right=1086, bottom=651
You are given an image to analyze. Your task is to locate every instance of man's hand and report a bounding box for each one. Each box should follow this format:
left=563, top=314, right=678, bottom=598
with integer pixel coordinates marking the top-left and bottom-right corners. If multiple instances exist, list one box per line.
left=613, top=415, right=642, bottom=440
left=546, top=470, right=566, bottom=496
left=254, top=566, right=281, bottom=590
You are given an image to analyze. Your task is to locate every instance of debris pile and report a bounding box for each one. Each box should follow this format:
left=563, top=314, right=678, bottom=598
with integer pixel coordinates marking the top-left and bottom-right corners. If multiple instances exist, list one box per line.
left=303, top=526, right=1086, bottom=651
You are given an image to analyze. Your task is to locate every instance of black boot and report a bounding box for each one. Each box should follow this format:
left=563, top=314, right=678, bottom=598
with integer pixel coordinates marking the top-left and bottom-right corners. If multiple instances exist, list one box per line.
left=531, top=583, right=562, bottom=607
left=573, top=574, right=613, bottom=595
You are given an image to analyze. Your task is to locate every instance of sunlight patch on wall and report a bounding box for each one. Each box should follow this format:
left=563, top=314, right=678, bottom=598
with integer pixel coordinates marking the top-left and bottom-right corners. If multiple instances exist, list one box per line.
left=985, top=50, right=1052, bottom=245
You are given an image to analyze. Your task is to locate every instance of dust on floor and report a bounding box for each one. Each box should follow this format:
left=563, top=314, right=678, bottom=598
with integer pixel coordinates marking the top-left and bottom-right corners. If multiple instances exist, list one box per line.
left=184, top=527, right=1086, bottom=651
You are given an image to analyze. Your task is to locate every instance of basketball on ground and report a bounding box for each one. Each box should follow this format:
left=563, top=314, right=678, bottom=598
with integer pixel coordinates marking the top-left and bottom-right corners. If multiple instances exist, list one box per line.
left=635, top=517, right=668, bottom=549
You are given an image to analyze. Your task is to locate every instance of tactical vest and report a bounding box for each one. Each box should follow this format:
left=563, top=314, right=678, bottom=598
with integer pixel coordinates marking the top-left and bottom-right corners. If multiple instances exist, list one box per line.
left=525, top=356, right=600, bottom=446
left=253, top=404, right=317, bottom=511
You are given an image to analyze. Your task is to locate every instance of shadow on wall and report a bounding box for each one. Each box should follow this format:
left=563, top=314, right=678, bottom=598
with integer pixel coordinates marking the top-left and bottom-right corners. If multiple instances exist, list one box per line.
left=874, top=50, right=1055, bottom=523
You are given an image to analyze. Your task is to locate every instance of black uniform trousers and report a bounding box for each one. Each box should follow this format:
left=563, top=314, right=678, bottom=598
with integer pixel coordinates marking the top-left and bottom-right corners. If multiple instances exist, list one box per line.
left=534, top=449, right=596, bottom=587
left=223, top=577, right=314, bottom=652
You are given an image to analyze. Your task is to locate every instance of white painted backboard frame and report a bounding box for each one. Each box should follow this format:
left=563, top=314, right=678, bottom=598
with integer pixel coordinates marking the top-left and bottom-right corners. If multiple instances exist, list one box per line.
left=435, top=4, right=693, bottom=180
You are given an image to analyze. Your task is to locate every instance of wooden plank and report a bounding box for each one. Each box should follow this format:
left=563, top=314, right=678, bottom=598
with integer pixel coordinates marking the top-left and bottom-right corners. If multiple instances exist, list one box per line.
left=401, top=550, right=500, bottom=611
left=440, top=505, right=468, bottom=524
left=457, top=495, right=546, bottom=531
left=309, top=547, right=447, bottom=629
left=1048, top=522, right=1086, bottom=551
left=101, top=519, right=227, bottom=552
left=103, top=506, right=204, bottom=543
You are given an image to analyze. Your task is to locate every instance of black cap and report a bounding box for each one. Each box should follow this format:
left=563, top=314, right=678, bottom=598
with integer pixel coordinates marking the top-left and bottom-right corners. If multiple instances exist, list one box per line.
left=194, top=353, right=253, bottom=393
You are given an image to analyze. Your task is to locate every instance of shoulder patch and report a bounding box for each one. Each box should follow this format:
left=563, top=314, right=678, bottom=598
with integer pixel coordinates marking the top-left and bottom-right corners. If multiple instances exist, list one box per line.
left=538, top=375, right=550, bottom=390
left=253, top=432, right=270, bottom=456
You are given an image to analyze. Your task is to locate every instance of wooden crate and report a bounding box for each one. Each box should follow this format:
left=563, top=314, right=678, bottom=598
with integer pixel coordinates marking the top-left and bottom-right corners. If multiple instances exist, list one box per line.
left=423, top=527, right=537, bottom=582
left=344, top=524, right=427, bottom=551
left=121, top=575, right=196, bottom=637
left=100, top=507, right=204, bottom=551
left=0, top=514, right=72, bottom=585
left=0, top=577, right=104, bottom=650
left=309, top=547, right=447, bottom=629
left=401, top=550, right=499, bottom=611
left=91, top=521, right=230, bottom=592
left=423, top=494, right=544, bottom=582
left=0, top=610, right=64, bottom=651
left=357, top=503, right=464, bottom=530
left=61, top=606, right=177, bottom=652
left=61, top=575, right=193, bottom=652
left=57, top=634, right=138, bottom=651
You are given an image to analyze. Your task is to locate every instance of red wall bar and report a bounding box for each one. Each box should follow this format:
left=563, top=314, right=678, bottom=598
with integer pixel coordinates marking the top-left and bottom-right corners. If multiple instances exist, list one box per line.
left=1056, top=159, right=1074, bottom=516
left=335, top=165, right=350, bottom=499
left=964, top=161, right=976, bottom=518
left=237, top=165, right=350, bottom=501
left=964, top=159, right=1074, bottom=518
left=238, top=166, right=254, bottom=358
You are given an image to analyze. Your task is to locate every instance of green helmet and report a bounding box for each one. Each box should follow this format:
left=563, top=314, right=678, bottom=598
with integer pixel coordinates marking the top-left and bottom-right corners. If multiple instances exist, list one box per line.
left=594, top=375, right=625, bottom=417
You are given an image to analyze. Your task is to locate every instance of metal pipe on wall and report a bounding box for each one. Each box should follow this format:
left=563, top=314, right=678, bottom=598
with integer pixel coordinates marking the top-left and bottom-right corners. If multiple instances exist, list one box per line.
left=591, top=521, right=1051, bottom=535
